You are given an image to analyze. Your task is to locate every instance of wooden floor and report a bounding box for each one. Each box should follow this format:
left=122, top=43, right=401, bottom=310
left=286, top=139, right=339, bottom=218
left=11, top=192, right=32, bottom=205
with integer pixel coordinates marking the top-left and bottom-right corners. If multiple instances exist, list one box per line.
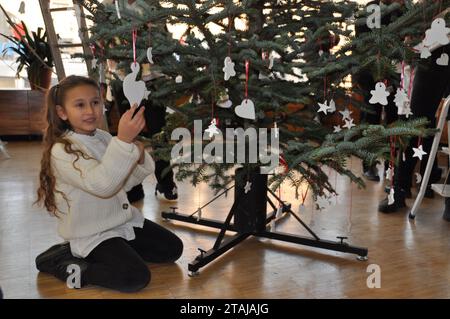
left=1, top=140, right=450, bottom=299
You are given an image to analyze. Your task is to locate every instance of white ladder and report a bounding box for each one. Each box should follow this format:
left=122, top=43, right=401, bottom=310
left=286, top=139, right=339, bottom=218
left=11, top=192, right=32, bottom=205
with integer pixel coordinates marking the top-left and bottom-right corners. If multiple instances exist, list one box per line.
left=409, top=95, right=450, bottom=219
left=38, top=0, right=93, bottom=80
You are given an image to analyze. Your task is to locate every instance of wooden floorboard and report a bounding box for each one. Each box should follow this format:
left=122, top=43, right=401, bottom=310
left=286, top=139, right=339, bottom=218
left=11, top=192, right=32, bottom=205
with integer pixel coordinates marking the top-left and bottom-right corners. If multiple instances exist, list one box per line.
left=0, top=141, right=449, bottom=298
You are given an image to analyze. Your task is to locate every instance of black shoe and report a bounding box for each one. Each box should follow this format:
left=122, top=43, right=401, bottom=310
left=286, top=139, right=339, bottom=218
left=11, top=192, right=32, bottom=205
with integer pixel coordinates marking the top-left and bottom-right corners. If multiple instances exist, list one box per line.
left=385, top=186, right=412, bottom=198
left=35, top=242, right=88, bottom=286
left=363, top=166, right=380, bottom=182
left=430, top=167, right=443, bottom=184
left=378, top=188, right=407, bottom=213
left=443, top=198, right=450, bottom=222
left=155, top=183, right=178, bottom=201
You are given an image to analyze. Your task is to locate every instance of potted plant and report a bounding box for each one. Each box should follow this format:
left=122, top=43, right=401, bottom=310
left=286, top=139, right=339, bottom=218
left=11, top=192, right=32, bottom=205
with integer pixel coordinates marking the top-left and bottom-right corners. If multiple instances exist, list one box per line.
left=0, top=4, right=53, bottom=91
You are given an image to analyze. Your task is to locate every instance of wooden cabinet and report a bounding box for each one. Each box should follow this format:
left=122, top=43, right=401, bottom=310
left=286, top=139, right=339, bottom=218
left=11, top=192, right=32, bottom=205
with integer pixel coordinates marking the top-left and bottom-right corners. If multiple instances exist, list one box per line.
left=0, top=90, right=46, bottom=136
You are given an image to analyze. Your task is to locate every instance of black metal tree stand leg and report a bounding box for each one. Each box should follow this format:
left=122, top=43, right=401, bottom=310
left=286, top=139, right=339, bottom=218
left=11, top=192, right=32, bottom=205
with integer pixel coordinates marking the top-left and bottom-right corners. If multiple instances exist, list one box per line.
left=162, top=170, right=368, bottom=276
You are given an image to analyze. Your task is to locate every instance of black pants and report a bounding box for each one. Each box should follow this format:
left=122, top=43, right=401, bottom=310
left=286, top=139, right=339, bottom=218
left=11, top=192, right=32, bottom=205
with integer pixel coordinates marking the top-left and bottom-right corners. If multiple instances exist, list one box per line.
left=82, top=219, right=183, bottom=292
left=143, top=102, right=175, bottom=188
left=395, top=44, right=450, bottom=190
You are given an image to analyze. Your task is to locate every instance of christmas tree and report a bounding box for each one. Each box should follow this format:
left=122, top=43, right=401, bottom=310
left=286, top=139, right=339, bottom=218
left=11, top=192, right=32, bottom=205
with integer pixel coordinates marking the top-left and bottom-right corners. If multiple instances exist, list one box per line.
left=77, top=0, right=447, bottom=202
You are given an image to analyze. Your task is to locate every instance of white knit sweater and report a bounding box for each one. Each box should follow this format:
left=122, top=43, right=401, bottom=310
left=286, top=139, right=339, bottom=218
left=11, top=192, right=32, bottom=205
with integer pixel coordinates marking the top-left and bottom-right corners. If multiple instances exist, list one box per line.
left=51, top=129, right=154, bottom=240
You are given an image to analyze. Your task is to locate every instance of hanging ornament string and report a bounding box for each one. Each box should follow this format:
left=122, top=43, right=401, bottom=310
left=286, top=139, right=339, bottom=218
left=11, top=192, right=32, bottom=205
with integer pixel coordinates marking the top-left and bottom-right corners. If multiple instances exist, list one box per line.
left=228, top=15, right=233, bottom=57
left=401, top=61, right=405, bottom=89
left=210, top=65, right=217, bottom=119
left=417, top=136, right=422, bottom=149
left=245, top=60, right=250, bottom=98
left=132, top=28, right=137, bottom=64
left=389, top=135, right=396, bottom=189
left=147, top=22, right=152, bottom=46
left=301, top=184, right=309, bottom=206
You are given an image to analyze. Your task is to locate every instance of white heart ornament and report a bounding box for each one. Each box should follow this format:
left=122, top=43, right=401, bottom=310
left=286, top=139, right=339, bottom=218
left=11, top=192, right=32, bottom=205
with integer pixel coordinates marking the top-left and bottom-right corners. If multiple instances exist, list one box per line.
left=436, top=53, right=449, bottom=66
left=234, top=99, right=256, bottom=120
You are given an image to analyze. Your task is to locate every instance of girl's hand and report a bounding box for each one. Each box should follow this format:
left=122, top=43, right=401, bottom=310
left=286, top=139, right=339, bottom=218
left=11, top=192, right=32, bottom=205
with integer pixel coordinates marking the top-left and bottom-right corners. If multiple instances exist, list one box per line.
left=117, top=104, right=146, bottom=143
left=134, top=140, right=145, bottom=165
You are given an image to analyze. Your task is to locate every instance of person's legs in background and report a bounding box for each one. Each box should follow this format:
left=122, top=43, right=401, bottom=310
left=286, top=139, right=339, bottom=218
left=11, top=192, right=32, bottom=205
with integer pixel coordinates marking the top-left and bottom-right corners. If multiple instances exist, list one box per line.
left=379, top=44, right=450, bottom=216
left=143, top=101, right=178, bottom=200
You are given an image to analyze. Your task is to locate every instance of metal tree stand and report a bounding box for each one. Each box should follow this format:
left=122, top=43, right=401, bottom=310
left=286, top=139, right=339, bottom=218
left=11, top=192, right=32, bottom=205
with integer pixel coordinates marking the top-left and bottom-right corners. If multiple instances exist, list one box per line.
left=162, top=171, right=368, bottom=276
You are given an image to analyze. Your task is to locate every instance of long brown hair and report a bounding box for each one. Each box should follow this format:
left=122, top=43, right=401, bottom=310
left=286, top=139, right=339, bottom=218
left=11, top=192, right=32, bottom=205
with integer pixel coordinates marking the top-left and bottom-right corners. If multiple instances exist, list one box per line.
left=35, top=75, right=99, bottom=216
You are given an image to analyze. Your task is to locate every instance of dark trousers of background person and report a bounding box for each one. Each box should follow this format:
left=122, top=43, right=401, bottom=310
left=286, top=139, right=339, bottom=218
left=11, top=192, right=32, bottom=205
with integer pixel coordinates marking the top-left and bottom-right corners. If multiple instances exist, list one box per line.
left=109, top=79, right=176, bottom=199
left=395, top=44, right=450, bottom=192
left=142, top=101, right=176, bottom=191
left=82, top=219, right=183, bottom=292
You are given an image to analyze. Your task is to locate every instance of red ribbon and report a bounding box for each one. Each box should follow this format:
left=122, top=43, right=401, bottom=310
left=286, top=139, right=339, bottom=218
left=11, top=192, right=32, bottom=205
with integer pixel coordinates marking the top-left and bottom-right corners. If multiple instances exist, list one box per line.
left=301, top=185, right=309, bottom=205
left=132, top=28, right=137, bottom=63
left=408, top=67, right=415, bottom=99
left=245, top=60, right=249, bottom=98
left=279, top=154, right=288, bottom=173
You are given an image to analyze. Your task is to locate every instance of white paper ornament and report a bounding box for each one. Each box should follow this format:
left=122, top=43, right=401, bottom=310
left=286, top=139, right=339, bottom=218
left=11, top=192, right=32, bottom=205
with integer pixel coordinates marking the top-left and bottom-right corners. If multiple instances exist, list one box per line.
left=415, top=173, right=422, bottom=184
left=146, top=47, right=154, bottom=64
left=123, top=62, right=150, bottom=107
left=317, top=101, right=331, bottom=114
left=244, top=181, right=252, bottom=194
left=420, top=46, right=432, bottom=59
left=423, top=18, right=450, bottom=47
left=412, top=145, right=427, bottom=160
left=223, top=56, right=236, bottom=81
left=388, top=188, right=395, bottom=205
left=205, top=119, right=220, bottom=138
left=369, top=82, right=390, bottom=105
left=343, top=118, right=355, bottom=130
left=339, top=108, right=352, bottom=121
left=333, top=125, right=342, bottom=133
left=269, top=54, right=274, bottom=70
left=386, top=167, right=393, bottom=181
left=404, top=105, right=413, bottom=118
left=235, top=98, right=256, bottom=120
left=436, top=53, right=449, bottom=66
left=394, top=88, right=409, bottom=109
left=175, top=75, right=183, bottom=83
left=318, top=50, right=324, bottom=57
left=328, top=99, right=336, bottom=112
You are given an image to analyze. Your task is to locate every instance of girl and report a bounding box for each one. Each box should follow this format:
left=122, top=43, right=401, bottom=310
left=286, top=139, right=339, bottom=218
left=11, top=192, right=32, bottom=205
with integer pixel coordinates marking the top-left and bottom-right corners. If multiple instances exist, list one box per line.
left=35, top=75, right=183, bottom=292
